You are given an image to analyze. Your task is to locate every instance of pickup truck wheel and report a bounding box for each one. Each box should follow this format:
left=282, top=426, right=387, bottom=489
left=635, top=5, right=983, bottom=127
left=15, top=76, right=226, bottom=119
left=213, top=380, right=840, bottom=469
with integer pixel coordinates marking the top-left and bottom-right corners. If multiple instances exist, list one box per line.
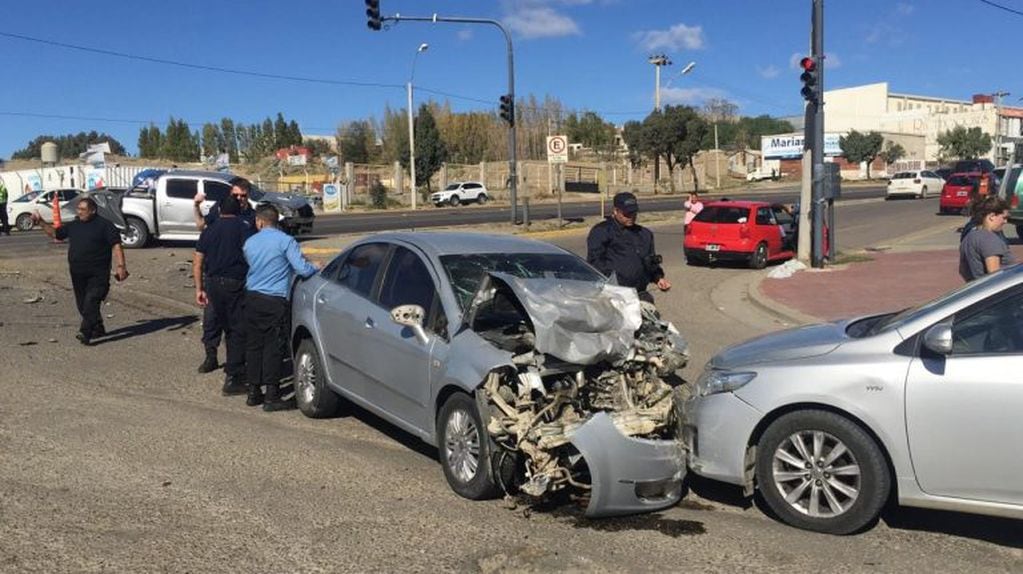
left=121, top=217, right=149, bottom=249
left=15, top=213, right=34, bottom=231
left=755, top=410, right=890, bottom=535
left=438, top=393, right=501, bottom=500
left=294, top=338, right=342, bottom=418
left=449, top=195, right=461, bottom=207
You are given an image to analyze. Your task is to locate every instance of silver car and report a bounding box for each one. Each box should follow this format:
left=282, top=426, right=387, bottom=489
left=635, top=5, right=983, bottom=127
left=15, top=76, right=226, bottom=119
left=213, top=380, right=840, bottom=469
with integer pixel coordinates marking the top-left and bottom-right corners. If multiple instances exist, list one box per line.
left=290, top=232, right=690, bottom=517
left=684, top=264, right=1023, bottom=534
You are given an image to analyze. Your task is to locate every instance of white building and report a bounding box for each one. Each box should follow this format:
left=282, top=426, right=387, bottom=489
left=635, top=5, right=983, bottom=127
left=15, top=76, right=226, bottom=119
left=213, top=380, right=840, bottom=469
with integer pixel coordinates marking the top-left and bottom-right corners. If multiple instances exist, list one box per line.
left=823, top=82, right=1023, bottom=164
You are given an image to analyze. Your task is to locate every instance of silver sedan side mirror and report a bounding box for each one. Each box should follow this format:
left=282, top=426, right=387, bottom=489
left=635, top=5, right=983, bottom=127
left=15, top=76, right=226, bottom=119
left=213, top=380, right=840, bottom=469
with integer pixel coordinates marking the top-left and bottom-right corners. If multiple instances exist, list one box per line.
left=922, top=321, right=953, bottom=355
left=390, top=304, right=429, bottom=345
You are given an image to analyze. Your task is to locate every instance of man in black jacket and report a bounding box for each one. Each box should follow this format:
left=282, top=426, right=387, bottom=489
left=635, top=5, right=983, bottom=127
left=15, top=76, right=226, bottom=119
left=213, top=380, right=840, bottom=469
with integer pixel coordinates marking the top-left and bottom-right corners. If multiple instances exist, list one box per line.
left=32, top=197, right=129, bottom=345
left=587, top=191, right=671, bottom=303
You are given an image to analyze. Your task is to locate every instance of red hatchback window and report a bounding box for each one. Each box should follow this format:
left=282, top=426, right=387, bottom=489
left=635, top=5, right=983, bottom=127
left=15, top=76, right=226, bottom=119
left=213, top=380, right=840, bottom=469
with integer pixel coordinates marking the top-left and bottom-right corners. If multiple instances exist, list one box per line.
left=693, top=205, right=749, bottom=224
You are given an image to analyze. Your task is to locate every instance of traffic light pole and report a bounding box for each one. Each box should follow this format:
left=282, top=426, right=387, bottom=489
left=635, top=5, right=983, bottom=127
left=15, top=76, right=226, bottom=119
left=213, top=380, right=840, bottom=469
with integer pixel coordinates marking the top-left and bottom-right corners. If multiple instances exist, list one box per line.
left=811, top=0, right=825, bottom=268
left=381, top=13, right=519, bottom=224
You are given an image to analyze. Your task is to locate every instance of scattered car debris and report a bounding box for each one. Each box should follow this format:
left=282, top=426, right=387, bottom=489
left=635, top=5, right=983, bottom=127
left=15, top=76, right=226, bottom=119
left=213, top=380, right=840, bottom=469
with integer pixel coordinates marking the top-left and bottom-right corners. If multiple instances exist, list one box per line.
left=22, top=295, right=42, bottom=304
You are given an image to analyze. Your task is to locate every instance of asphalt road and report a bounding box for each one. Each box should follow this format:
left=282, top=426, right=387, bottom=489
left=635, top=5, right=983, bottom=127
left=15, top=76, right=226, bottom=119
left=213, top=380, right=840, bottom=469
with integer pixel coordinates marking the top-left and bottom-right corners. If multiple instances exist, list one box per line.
left=2, top=195, right=1020, bottom=573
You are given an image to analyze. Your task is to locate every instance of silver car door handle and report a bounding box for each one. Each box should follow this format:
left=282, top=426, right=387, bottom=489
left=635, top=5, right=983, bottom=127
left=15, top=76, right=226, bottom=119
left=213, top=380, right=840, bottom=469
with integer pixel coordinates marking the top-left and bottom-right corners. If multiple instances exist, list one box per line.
left=364, top=317, right=375, bottom=329
left=316, top=295, right=327, bottom=304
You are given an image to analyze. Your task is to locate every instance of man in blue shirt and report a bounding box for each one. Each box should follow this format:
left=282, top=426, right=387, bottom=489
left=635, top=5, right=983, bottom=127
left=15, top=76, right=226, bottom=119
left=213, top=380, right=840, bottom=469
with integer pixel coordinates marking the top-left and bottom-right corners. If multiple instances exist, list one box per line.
left=192, top=177, right=256, bottom=374
left=193, top=195, right=256, bottom=398
left=243, top=204, right=319, bottom=411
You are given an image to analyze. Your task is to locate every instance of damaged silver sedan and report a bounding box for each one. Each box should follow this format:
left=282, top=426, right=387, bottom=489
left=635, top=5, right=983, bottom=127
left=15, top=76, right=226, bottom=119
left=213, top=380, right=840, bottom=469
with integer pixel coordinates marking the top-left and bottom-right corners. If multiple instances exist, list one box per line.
left=290, top=232, right=690, bottom=516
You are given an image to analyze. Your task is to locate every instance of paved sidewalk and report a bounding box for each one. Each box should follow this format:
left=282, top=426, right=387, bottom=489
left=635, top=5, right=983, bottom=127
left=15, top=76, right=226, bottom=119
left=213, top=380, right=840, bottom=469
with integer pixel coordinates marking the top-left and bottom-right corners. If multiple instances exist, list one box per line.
left=755, top=219, right=1023, bottom=323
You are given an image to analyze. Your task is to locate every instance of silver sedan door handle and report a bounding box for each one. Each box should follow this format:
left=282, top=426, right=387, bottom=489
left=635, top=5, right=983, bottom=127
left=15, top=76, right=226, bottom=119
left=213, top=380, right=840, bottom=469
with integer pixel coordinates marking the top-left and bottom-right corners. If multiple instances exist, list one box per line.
left=316, top=295, right=327, bottom=304
left=364, top=317, right=375, bottom=329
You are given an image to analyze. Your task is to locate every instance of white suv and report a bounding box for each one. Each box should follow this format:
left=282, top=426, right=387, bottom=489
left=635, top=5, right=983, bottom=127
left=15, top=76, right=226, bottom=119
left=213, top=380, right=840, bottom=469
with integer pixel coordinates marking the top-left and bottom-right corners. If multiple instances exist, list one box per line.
left=430, top=182, right=489, bottom=207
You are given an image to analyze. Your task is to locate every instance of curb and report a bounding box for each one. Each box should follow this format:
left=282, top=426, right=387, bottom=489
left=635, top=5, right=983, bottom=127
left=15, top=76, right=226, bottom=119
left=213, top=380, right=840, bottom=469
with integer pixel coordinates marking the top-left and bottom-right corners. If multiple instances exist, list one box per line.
left=744, top=271, right=821, bottom=326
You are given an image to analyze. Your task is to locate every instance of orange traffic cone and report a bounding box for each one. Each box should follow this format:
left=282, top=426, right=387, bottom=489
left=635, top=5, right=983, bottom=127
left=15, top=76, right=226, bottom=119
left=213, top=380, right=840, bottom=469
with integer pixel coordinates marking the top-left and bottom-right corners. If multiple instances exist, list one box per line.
left=51, top=194, right=64, bottom=244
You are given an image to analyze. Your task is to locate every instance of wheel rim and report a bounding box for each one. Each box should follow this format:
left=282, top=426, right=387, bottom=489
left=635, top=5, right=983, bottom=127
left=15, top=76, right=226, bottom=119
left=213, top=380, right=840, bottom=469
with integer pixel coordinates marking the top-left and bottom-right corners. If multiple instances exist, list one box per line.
left=16, top=214, right=33, bottom=231
left=122, top=223, right=140, bottom=245
left=445, top=409, right=480, bottom=483
left=772, top=430, right=861, bottom=518
left=755, top=245, right=767, bottom=266
left=295, top=350, right=317, bottom=405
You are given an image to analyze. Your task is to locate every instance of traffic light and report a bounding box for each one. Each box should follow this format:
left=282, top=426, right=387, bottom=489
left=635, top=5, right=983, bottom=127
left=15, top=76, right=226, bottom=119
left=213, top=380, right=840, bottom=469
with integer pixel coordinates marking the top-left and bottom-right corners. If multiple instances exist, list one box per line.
left=499, top=94, right=514, bottom=126
left=799, top=56, right=818, bottom=103
left=365, top=0, right=381, bottom=31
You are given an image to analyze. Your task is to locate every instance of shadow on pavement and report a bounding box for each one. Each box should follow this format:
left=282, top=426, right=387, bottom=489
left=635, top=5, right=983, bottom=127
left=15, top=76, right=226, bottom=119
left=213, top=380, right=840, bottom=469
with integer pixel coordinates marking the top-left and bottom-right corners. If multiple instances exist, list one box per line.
left=882, top=506, right=1023, bottom=548
left=318, top=399, right=439, bottom=463
left=92, top=315, right=198, bottom=345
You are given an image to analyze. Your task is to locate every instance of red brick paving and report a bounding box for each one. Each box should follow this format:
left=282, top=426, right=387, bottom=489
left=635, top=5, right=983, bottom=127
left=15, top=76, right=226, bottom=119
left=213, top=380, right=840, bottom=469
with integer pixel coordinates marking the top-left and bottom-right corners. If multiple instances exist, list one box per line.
left=760, top=246, right=1023, bottom=321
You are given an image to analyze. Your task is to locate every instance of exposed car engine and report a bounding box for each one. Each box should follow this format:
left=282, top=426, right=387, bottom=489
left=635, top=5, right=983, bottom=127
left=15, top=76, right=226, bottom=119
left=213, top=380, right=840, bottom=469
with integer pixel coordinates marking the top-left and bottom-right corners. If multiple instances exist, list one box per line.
left=467, top=274, right=689, bottom=502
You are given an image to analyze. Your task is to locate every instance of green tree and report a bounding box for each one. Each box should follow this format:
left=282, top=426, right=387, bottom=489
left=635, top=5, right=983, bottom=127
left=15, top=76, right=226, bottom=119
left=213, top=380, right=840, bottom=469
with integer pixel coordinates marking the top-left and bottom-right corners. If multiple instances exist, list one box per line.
left=621, top=120, right=647, bottom=168
left=937, top=126, right=992, bottom=161
left=12, top=132, right=127, bottom=160
left=839, top=129, right=885, bottom=179
left=337, top=120, right=376, bottom=164
left=565, top=111, right=616, bottom=159
left=878, top=140, right=906, bottom=166
left=635, top=105, right=708, bottom=192
left=405, top=104, right=447, bottom=192
left=220, top=118, right=238, bottom=162
left=274, top=113, right=289, bottom=149
left=137, top=125, right=164, bottom=159
left=201, top=123, right=223, bottom=158
left=288, top=120, right=303, bottom=147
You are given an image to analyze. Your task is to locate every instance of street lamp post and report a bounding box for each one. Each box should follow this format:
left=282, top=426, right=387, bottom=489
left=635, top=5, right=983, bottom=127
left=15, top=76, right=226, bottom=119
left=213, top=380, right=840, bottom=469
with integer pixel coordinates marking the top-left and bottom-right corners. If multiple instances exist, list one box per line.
left=408, top=42, right=429, bottom=210
left=993, top=90, right=1010, bottom=166
left=648, top=54, right=672, bottom=111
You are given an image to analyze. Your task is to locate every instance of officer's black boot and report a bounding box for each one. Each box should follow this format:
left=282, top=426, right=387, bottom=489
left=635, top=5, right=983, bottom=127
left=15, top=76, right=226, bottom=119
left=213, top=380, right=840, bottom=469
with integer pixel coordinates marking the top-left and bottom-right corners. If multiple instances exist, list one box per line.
left=221, top=374, right=248, bottom=396
left=262, top=384, right=296, bottom=412
left=246, top=383, right=264, bottom=407
left=197, top=347, right=219, bottom=373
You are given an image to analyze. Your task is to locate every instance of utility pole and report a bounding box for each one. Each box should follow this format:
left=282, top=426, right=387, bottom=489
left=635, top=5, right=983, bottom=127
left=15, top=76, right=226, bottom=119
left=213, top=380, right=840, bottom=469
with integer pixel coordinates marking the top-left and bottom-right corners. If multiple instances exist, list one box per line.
left=370, top=6, right=519, bottom=224
left=714, top=122, right=721, bottom=189
left=407, top=43, right=429, bottom=210
left=648, top=55, right=671, bottom=193
left=811, top=0, right=825, bottom=268
left=993, top=91, right=1010, bottom=166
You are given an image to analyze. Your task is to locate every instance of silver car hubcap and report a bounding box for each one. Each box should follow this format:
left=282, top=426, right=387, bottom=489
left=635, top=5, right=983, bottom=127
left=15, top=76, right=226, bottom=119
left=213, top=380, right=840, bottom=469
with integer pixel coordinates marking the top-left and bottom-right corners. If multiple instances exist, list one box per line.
left=772, top=430, right=861, bottom=518
left=445, top=409, right=480, bottom=483
left=295, top=351, right=316, bottom=405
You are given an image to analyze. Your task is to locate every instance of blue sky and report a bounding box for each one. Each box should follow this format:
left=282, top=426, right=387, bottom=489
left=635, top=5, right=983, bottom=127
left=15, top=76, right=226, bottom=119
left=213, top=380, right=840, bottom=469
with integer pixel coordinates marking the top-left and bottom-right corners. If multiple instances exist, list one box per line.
left=1, top=0, right=1020, bottom=159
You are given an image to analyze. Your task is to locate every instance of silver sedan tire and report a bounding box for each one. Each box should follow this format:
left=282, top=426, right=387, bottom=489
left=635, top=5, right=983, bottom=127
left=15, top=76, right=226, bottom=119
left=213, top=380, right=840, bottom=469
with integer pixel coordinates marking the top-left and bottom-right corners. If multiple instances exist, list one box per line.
left=437, top=393, right=501, bottom=500
left=294, top=338, right=342, bottom=418
left=755, top=409, right=890, bottom=535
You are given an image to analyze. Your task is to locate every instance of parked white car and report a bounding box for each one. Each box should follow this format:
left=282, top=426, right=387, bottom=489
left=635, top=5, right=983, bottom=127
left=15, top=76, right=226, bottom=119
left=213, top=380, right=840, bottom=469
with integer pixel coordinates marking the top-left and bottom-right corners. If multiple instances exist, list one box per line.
left=7, top=188, right=80, bottom=231
left=430, top=182, right=489, bottom=207
left=746, top=168, right=777, bottom=182
left=886, top=170, right=944, bottom=199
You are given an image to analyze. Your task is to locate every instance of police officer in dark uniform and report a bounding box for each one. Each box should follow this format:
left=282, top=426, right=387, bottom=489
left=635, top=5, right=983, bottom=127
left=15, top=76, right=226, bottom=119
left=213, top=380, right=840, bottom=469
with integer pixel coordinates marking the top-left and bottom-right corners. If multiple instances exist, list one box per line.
left=192, top=195, right=255, bottom=396
left=192, top=177, right=257, bottom=373
left=587, top=191, right=671, bottom=303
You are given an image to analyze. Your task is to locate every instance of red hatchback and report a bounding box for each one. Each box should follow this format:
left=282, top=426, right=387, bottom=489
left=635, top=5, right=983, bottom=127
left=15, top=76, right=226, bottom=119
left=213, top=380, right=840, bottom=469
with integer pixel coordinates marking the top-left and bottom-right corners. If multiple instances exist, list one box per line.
left=684, top=200, right=796, bottom=268
left=939, top=172, right=981, bottom=214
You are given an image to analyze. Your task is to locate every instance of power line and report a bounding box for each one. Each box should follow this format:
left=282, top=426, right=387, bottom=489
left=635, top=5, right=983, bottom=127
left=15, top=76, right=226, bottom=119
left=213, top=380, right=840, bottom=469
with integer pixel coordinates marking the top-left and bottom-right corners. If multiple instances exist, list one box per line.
left=977, top=0, right=1023, bottom=17
left=0, top=31, right=404, bottom=90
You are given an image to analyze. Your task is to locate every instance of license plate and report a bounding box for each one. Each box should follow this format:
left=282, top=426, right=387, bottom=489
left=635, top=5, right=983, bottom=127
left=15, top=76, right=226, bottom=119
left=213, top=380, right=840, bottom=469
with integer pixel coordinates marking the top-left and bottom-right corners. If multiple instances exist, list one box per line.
left=957, top=191, right=968, bottom=197
left=705, top=244, right=720, bottom=252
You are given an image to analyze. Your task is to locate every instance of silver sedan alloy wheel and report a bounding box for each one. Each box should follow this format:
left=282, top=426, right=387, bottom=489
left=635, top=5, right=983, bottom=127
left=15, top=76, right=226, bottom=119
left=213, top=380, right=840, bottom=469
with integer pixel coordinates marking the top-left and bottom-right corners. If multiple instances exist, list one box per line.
left=295, top=350, right=317, bottom=406
left=772, top=430, right=861, bottom=518
left=445, top=409, right=480, bottom=483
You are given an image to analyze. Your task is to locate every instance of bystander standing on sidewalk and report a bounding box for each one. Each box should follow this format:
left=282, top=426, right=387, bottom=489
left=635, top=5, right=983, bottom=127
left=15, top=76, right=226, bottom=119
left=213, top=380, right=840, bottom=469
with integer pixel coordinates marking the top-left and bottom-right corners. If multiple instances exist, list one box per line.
left=242, top=205, right=319, bottom=411
left=31, top=198, right=128, bottom=345
left=193, top=195, right=255, bottom=397
left=959, top=196, right=1015, bottom=282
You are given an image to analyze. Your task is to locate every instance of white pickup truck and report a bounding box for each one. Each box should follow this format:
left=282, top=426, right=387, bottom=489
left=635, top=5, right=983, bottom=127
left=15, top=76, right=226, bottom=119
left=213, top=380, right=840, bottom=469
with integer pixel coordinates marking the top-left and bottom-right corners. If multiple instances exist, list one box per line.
left=746, top=168, right=778, bottom=182
left=119, top=170, right=314, bottom=248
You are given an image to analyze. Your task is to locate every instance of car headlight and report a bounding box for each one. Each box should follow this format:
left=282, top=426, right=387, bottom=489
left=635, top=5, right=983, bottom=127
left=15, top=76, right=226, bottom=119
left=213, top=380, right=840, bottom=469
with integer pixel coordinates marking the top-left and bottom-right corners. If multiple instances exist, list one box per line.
left=694, top=369, right=757, bottom=397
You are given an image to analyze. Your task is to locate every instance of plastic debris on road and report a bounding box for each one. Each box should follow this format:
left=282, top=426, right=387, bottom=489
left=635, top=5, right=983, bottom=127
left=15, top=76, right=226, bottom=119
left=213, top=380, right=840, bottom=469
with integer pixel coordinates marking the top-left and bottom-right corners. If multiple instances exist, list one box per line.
left=767, top=259, right=808, bottom=279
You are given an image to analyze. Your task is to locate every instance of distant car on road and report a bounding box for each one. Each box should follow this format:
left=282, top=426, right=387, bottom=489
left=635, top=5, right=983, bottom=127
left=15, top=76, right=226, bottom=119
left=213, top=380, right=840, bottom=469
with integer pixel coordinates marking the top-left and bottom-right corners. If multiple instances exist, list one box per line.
left=939, top=172, right=982, bottom=215
left=996, top=164, right=1023, bottom=238
left=7, top=188, right=80, bottom=231
left=684, top=200, right=796, bottom=269
left=934, top=167, right=953, bottom=181
left=746, top=168, right=778, bottom=182
left=886, top=170, right=944, bottom=199
left=684, top=263, right=1023, bottom=534
left=430, top=181, right=489, bottom=207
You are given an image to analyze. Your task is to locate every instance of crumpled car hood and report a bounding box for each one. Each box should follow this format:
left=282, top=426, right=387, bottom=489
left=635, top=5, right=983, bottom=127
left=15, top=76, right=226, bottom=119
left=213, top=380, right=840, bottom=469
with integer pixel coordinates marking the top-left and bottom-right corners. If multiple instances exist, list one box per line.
left=466, top=273, right=642, bottom=365
left=256, top=190, right=312, bottom=210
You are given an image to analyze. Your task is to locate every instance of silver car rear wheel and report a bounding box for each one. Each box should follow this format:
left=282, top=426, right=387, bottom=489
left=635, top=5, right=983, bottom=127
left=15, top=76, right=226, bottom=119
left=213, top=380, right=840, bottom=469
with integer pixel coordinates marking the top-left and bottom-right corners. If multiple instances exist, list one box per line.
left=294, top=338, right=341, bottom=418
left=772, top=430, right=861, bottom=518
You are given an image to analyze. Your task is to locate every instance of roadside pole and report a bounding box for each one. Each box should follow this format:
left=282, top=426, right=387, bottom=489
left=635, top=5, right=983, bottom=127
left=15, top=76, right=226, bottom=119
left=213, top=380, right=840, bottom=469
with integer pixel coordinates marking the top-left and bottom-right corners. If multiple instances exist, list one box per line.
left=798, top=148, right=812, bottom=262
left=810, top=0, right=826, bottom=268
